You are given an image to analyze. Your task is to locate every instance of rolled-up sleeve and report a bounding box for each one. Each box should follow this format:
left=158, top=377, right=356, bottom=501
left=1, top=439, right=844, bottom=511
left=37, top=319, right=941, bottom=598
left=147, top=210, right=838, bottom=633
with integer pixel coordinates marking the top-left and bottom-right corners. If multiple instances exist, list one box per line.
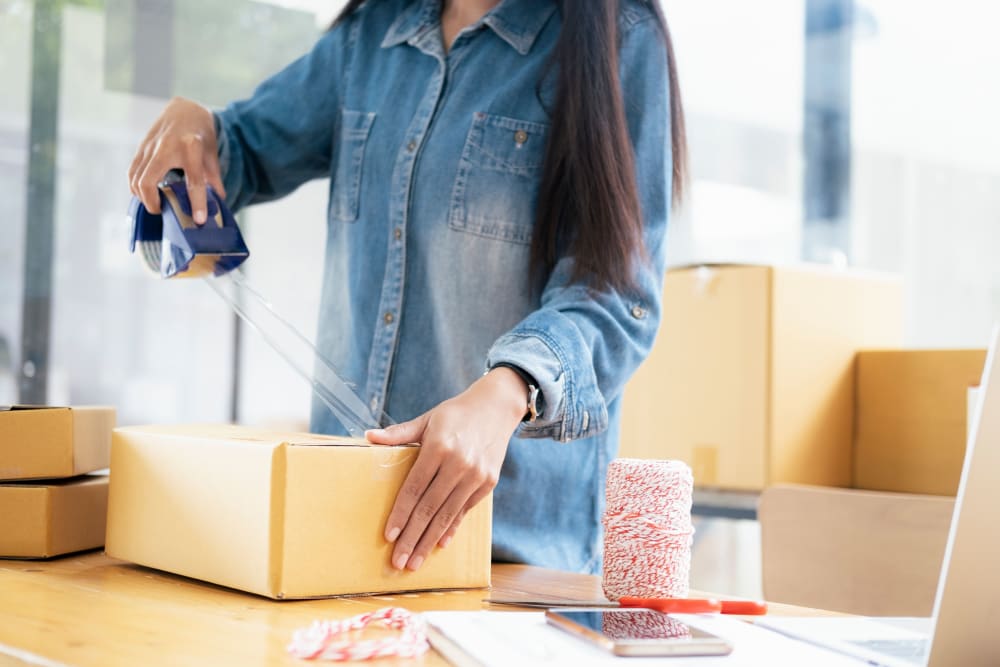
left=214, top=21, right=355, bottom=212
left=486, top=16, right=672, bottom=443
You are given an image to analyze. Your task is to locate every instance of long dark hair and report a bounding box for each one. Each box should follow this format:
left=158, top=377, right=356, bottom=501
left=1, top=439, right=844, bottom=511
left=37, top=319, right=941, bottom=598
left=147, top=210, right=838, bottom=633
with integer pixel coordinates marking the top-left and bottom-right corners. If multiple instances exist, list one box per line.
left=334, top=1, right=687, bottom=293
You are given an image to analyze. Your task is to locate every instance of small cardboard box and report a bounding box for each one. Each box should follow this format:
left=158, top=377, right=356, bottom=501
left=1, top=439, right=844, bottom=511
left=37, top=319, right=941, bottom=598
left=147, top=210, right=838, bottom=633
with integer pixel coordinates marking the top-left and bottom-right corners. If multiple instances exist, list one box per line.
left=0, top=474, right=109, bottom=558
left=106, top=424, right=492, bottom=599
left=854, top=349, right=986, bottom=495
left=620, top=264, right=902, bottom=490
left=0, top=406, right=115, bottom=481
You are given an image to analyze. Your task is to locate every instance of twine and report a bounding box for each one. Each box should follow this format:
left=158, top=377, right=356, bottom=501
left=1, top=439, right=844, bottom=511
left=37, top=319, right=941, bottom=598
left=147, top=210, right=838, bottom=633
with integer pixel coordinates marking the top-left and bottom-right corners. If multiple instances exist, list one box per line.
left=602, top=458, right=694, bottom=601
left=287, top=607, right=429, bottom=661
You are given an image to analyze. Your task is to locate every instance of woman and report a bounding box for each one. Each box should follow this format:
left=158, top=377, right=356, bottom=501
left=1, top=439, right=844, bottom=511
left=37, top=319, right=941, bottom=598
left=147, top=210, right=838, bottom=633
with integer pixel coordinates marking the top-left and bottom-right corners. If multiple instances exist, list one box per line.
left=128, top=0, right=686, bottom=575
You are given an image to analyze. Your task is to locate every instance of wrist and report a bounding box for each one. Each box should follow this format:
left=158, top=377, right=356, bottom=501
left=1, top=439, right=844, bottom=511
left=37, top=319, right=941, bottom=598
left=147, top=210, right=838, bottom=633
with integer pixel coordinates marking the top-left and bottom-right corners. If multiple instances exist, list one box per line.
left=483, top=366, right=531, bottom=425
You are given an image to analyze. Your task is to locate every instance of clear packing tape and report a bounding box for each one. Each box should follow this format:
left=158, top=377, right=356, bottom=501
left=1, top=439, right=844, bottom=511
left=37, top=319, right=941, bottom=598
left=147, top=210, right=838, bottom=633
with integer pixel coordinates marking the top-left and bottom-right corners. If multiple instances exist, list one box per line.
left=128, top=173, right=388, bottom=437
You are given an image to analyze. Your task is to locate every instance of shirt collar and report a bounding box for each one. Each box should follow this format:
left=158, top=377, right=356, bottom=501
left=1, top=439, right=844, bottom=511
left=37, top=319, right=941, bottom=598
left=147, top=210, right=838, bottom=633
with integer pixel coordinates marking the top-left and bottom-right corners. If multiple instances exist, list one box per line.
left=381, top=0, right=557, bottom=56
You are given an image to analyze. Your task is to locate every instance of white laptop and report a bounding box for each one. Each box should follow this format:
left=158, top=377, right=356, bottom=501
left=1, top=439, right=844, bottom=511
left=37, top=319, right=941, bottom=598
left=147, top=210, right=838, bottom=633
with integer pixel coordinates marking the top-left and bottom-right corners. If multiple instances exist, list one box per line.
left=759, top=327, right=1000, bottom=666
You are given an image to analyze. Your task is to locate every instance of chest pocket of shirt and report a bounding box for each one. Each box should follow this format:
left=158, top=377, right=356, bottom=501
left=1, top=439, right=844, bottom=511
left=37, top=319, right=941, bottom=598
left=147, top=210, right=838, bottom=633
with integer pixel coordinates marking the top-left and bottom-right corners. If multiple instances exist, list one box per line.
left=449, top=112, right=549, bottom=245
left=330, top=109, right=376, bottom=223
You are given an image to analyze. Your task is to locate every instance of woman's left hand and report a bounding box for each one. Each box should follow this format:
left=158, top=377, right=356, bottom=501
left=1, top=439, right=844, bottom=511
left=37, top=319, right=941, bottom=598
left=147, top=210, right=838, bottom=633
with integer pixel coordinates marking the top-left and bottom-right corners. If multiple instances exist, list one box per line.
left=365, top=367, right=528, bottom=571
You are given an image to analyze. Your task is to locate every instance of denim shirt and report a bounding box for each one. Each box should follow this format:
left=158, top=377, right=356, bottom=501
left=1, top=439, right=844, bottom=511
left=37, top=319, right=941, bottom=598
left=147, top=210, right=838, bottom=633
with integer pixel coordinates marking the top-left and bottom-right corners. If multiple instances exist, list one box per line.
left=215, top=0, right=672, bottom=574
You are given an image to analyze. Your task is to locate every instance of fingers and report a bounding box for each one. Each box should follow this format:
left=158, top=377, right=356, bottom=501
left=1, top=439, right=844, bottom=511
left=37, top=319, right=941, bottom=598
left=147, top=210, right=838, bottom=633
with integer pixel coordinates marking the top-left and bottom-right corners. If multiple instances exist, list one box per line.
left=391, top=466, right=481, bottom=572
left=439, top=483, right=492, bottom=547
left=437, top=508, right=465, bottom=549
left=366, top=414, right=428, bottom=446
left=182, top=135, right=208, bottom=225
left=137, top=155, right=166, bottom=214
left=128, top=119, right=162, bottom=196
left=125, top=97, right=221, bottom=215
left=128, top=142, right=152, bottom=197
left=376, top=374, right=518, bottom=571
left=383, top=440, right=438, bottom=545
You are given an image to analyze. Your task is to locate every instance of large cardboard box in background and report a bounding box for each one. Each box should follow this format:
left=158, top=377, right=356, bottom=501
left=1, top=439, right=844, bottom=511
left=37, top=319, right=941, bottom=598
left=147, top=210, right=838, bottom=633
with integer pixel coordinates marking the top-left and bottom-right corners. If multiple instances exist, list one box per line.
left=854, top=349, right=986, bottom=495
left=759, top=484, right=953, bottom=616
left=106, top=424, right=492, bottom=599
left=0, top=406, right=115, bottom=480
left=0, top=474, right=109, bottom=558
left=620, top=265, right=902, bottom=490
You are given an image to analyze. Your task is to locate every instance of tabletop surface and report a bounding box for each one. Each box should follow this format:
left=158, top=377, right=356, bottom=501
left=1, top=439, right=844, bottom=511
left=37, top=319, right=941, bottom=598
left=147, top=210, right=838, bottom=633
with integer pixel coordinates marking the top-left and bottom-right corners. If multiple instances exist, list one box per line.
left=0, top=552, right=835, bottom=666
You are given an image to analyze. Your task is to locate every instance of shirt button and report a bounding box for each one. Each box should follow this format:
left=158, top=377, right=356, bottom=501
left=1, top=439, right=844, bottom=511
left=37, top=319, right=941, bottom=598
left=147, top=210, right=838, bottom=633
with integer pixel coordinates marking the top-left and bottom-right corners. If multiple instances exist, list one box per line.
left=384, top=312, right=395, bottom=325
left=631, top=305, right=646, bottom=319
left=393, top=227, right=402, bottom=241
left=407, top=140, right=417, bottom=152
left=514, top=130, right=528, bottom=146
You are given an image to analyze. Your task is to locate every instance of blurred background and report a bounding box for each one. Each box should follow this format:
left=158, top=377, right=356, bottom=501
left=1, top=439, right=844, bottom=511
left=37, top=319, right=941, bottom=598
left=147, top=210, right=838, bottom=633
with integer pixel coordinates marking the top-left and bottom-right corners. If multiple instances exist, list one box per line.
left=2, top=0, right=999, bottom=592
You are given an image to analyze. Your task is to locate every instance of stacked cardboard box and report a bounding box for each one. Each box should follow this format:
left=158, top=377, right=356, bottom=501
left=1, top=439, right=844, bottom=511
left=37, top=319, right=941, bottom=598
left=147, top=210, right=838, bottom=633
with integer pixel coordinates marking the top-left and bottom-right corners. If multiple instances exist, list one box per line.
left=616, top=262, right=987, bottom=497
left=619, top=264, right=903, bottom=490
left=0, top=406, right=115, bottom=558
left=854, top=349, right=986, bottom=496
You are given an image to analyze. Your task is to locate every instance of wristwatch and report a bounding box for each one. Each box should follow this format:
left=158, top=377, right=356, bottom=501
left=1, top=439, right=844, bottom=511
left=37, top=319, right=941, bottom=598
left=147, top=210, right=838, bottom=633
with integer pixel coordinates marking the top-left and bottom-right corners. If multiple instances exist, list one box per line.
left=491, top=362, right=544, bottom=423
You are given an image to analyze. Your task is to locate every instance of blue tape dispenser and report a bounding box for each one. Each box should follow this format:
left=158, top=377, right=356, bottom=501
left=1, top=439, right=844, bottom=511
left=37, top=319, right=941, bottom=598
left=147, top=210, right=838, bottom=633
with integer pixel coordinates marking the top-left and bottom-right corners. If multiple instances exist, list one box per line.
left=126, top=170, right=386, bottom=436
left=129, top=170, right=249, bottom=278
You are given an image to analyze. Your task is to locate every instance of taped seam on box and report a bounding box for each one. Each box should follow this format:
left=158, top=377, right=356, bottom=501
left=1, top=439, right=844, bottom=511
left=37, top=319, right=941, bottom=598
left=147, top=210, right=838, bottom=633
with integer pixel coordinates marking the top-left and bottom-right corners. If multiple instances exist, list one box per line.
left=269, top=443, right=288, bottom=599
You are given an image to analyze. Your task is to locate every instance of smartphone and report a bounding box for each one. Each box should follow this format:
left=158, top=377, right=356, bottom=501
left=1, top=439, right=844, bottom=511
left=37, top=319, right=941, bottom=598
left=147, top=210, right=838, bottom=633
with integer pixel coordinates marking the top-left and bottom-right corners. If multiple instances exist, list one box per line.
left=544, top=608, right=733, bottom=657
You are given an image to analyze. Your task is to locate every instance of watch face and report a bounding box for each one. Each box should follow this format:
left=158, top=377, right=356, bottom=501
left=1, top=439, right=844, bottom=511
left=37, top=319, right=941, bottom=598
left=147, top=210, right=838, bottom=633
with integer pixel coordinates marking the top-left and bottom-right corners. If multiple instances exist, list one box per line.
left=526, top=384, right=540, bottom=422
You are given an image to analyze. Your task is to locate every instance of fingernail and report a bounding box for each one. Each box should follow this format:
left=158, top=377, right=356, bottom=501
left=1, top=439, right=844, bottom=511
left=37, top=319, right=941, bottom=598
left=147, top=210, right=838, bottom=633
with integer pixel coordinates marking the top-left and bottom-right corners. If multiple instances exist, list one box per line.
left=439, top=535, right=452, bottom=549
left=393, top=553, right=409, bottom=570
left=407, top=555, right=424, bottom=571
left=386, top=526, right=400, bottom=543
left=194, top=210, right=206, bottom=224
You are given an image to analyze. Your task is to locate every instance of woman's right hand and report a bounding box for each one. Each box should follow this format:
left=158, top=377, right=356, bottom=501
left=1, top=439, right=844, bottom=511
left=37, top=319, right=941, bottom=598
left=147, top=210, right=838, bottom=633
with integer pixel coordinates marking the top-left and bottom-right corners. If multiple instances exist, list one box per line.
left=127, top=96, right=225, bottom=224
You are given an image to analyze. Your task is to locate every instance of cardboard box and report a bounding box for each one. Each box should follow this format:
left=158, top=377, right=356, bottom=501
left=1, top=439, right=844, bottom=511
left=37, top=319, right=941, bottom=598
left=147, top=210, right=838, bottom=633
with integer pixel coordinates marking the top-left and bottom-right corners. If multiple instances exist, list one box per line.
left=106, top=424, right=492, bottom=599
left=620, top=264, right=902, bottom=490
left=0, top=406, right=115, bottom=481
left=0, top=474, right=109, bottom=558
left=854, top=349, right=986, bottom=495
left=759, top=484, right=953, bottom=616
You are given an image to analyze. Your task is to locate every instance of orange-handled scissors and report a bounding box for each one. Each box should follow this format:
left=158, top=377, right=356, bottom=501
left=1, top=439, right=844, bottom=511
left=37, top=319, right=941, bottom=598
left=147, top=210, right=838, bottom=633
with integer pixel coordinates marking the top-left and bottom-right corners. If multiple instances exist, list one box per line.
left=485, top=597, right=769, bottom=615
left=618, top=597, right=767, bottom=615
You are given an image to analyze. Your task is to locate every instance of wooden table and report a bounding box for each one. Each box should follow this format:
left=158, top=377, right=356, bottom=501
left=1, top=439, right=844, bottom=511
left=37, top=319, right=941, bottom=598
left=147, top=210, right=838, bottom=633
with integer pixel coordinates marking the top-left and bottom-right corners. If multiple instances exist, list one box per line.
left=0, top=552, right=834, bottom=666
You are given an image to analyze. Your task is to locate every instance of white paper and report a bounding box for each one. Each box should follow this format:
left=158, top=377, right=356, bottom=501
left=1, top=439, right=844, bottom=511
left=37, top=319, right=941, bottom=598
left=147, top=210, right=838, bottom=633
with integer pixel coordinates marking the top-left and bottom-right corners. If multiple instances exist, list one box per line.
left=422, top=611, right=864, bottom=666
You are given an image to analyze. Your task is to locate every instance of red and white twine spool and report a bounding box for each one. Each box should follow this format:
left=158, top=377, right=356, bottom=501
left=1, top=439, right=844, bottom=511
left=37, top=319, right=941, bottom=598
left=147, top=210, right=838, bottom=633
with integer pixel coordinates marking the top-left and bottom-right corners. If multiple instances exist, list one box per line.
left=602, top=458, right=694, bottom=601
left=287, top=607, right=429, bottom=662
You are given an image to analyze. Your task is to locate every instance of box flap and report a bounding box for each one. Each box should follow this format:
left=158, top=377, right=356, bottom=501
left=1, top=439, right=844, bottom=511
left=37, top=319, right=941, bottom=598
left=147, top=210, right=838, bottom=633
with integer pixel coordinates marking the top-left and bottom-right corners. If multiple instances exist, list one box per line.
left=0, top=474, right=106, bottom=489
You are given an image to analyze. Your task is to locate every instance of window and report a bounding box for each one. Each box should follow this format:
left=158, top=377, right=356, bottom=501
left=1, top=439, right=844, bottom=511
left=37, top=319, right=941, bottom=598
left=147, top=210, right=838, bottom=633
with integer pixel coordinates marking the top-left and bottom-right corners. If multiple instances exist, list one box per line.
left=4, top=0, right=998, bottom=428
